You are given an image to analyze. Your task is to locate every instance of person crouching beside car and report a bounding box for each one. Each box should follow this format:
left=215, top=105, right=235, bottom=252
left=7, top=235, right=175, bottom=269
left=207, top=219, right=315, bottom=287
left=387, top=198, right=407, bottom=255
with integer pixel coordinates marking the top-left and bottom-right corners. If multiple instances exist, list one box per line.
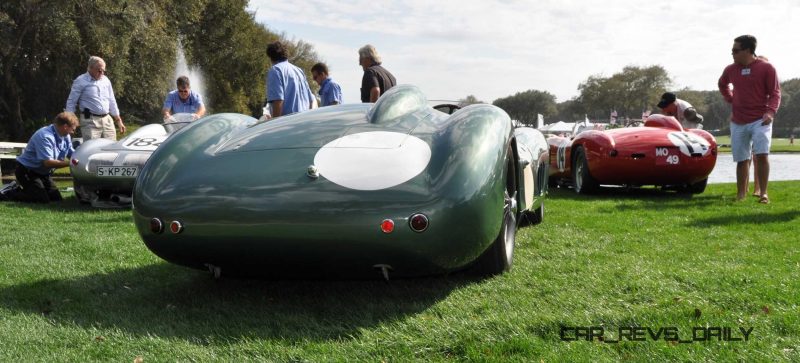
left=1, top=112, right=78, bottom=203
left=162, top=76, right=206, bottom=122
left=657, top=92, right=704, bottom=130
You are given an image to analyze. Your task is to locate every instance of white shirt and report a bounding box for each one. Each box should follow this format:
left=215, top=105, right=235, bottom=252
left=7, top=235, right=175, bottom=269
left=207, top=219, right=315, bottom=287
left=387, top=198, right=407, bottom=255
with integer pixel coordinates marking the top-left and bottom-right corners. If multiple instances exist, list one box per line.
left=65, top=72, right=120, bottom=116
left=675, top=99, right=703, bottom=130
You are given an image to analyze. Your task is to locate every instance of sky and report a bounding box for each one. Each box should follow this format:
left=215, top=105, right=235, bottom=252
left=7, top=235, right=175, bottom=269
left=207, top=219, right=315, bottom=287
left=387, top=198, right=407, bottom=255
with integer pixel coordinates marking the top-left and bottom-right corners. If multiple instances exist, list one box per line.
left=247, top=0, right=799, bottom=105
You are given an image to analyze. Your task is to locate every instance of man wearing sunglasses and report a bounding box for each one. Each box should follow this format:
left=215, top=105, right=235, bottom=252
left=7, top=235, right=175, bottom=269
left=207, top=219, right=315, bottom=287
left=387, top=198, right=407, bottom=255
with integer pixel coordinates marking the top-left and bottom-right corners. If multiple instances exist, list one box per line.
left=718, top=35, right=781, bottom=204
left=162, top=76, right=206, bottom=121
left=311, top=62, right=342, bottom=107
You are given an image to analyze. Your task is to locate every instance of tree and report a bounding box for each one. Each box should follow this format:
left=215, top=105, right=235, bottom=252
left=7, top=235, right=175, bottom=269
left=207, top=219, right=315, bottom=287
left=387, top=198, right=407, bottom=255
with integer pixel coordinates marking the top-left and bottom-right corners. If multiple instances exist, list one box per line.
left=492, top=90, right=557, bottom=126
left=184, top=0, right=272, bottom=115
left=0, top=0, right=83, bottom=139
left=700, top=91, right=729, bottom=132
left=577, top=65, right=671, bottom=121
left=776, top=78, right=800, bottom=137
left=0, top=0, right=322, bottom=140
left=184, top=2, right=320, bottom=117
left=0, top=0, right=181, bottom=138
left=458, top=95, right=484, bottom=106
left=555, top=98, right=585, bottom=122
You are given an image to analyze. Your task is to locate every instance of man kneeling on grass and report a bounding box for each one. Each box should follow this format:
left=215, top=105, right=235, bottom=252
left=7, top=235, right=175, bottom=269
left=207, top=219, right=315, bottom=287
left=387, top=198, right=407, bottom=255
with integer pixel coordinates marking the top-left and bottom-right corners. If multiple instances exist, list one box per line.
left=0, top=112, right=78, bottom=203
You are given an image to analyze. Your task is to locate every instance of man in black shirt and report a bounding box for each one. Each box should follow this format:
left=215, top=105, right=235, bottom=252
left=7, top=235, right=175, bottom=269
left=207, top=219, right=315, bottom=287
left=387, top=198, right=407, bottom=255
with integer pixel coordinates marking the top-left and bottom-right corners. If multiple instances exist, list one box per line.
left=358, top=44, right=396, bottom=103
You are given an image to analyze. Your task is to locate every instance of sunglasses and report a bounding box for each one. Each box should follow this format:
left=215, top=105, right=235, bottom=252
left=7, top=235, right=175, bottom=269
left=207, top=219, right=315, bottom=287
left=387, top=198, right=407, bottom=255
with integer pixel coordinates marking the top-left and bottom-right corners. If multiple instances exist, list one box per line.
left=731, top=48, right=745, bottom=54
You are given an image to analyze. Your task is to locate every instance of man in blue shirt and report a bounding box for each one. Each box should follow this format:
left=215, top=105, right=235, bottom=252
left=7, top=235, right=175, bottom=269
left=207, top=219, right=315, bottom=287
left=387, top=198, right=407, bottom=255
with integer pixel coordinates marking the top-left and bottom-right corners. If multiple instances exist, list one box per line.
left=265, top=41, right=315, bottom=118
left=162, top=76, right=206, bottom=121
left=311, top=62, right=343, bottom=106
left=65, top=56, right=126, bottom=140
left=1, top=112, right=78, bottom=203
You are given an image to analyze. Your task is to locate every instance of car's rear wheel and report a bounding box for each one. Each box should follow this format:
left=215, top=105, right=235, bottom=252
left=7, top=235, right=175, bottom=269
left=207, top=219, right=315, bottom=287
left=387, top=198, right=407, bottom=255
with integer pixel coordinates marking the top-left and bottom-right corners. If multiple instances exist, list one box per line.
left=688, top=178, right=708, bottom=194
left=476, top=146, right=518, bottom=275
left=529, top=201, right=544, bottom=224
left=73, top=182, right=92, bottom=204
left=573, top=146, right=598, bottom=194
left=519, top=200, right=544, bottom=227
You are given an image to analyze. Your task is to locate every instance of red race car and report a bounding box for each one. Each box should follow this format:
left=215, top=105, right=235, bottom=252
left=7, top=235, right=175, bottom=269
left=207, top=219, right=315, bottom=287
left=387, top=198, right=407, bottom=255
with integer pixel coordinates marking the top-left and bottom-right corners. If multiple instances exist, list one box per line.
left=548, top=114, right=717, bottom=194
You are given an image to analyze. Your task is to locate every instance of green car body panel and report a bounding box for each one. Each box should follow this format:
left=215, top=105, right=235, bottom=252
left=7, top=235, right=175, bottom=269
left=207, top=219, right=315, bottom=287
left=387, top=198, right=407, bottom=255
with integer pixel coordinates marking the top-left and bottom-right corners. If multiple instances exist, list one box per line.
left=133, top=85, right=548, bottom=278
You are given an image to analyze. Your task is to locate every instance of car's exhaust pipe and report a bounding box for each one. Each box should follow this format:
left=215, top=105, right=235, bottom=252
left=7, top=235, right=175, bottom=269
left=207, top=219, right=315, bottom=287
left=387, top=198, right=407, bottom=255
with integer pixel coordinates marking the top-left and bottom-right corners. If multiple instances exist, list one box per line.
left=110, top=194, right=132, bottom=204
left=373, top=264, right=393, bottom=282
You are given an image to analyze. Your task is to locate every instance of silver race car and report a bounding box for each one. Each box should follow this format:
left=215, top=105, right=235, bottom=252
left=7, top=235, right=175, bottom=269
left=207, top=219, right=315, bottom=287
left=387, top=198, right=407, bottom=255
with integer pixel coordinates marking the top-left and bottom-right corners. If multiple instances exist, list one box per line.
left=70, top=113, right=195, bottom=207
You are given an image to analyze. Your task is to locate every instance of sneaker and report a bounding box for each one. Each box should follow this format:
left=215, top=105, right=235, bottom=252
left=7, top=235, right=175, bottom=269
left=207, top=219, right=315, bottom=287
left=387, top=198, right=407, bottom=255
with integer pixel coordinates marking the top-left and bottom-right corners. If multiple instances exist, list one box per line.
left=0, top=181, right=18, bottom=195
left=0, top=181, right=21, bottom=201
left=0, top=181, right=19, bottom=201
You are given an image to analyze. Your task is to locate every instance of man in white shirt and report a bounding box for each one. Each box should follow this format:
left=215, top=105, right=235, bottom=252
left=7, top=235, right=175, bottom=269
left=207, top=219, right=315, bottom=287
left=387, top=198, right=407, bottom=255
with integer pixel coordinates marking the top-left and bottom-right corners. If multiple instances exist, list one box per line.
left=657, top=92, right=704, bottom=130
left=65, top=56, right=126, bottom=140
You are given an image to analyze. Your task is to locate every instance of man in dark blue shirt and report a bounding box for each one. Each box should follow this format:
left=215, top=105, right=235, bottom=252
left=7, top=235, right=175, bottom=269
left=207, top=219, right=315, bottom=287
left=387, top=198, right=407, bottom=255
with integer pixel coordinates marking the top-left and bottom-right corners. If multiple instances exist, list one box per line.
left=1, top=112, right=78, bottom=203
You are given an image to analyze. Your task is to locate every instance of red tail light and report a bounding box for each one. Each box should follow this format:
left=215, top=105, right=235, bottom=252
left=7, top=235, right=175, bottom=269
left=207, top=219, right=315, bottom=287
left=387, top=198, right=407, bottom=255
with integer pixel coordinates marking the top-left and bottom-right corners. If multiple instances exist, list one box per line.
left=170, top=220, right=184, bottom=234
left=381, top=219, right=395, bottom=233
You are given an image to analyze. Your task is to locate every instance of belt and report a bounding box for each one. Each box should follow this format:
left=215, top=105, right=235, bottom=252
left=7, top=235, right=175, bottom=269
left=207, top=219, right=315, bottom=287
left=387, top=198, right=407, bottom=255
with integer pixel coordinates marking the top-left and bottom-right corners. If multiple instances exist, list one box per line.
left=90, top=113, right=109, bottom=117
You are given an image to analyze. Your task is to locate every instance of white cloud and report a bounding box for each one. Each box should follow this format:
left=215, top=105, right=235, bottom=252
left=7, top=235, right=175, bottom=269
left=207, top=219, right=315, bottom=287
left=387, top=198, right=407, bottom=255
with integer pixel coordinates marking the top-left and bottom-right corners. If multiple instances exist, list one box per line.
left=248, top=0, right=800, bottom=105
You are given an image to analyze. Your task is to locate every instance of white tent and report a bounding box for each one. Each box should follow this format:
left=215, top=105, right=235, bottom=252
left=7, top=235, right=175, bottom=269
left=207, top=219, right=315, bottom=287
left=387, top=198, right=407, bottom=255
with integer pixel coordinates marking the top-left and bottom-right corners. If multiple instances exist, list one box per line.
left=540, top=121, right=574, bottom=133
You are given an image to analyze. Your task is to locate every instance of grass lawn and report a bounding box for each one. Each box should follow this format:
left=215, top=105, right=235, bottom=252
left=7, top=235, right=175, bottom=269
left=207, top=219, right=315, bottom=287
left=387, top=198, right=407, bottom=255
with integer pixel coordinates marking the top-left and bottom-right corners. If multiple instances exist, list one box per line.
left=715, top=136, right=798, bottom=153
left=1, top=182, right=798, bottom=361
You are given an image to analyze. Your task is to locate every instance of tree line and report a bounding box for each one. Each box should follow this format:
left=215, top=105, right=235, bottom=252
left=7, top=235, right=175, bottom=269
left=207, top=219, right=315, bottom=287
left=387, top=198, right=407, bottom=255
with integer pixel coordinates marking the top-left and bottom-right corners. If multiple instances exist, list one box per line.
left=3, top=2, right=798, bottom=141
left=0, top=0, right=321, bottom=141
left=490, top=65, right=799, bottom=137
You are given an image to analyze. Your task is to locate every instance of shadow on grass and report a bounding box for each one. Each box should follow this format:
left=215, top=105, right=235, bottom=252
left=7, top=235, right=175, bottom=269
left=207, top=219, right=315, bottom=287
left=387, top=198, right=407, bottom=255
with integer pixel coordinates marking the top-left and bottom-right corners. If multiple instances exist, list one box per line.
left=0, top=263, right=482, bottom=342
left=687, top=210, right=800, bottom=227
left=1, top=195, right=97, bottom=212
left=548, top=185, right=722, bottom=210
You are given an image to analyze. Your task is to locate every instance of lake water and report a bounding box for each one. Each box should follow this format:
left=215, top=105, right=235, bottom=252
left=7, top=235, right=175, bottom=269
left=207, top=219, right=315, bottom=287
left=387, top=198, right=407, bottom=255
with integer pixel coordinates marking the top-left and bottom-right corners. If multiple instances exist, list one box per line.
left=708, top=153, right=799, bottom=184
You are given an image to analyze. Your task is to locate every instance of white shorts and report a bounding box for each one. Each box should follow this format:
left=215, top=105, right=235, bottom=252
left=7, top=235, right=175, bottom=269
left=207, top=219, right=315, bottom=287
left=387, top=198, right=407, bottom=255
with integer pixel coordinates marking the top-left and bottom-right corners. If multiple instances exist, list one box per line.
left=730, top=120, right=771, bottom=163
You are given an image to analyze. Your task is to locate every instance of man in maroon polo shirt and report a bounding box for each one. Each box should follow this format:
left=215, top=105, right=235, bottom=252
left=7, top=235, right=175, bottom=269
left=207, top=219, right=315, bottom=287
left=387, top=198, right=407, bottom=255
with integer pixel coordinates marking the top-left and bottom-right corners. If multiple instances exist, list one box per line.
left=718, top=35, right=781, bottom=204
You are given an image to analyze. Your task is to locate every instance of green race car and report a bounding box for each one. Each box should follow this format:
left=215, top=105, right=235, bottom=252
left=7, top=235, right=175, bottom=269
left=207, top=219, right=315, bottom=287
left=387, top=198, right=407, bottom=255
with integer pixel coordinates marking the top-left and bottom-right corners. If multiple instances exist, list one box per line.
left=133, top=85, right=549, bottom=279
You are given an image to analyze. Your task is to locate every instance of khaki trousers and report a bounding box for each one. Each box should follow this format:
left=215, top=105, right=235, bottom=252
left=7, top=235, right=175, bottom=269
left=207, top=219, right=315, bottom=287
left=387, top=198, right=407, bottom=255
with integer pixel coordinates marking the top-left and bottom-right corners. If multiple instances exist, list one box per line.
left=81, top=114, right=116, bottom=140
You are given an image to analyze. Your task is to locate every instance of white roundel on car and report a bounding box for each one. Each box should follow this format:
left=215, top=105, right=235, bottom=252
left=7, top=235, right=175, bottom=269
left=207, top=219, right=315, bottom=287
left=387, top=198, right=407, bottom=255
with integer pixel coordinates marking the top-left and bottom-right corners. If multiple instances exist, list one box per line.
left=668, top=132, right=711, bottom=156
left=314, top=131, right=431, bottom=190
